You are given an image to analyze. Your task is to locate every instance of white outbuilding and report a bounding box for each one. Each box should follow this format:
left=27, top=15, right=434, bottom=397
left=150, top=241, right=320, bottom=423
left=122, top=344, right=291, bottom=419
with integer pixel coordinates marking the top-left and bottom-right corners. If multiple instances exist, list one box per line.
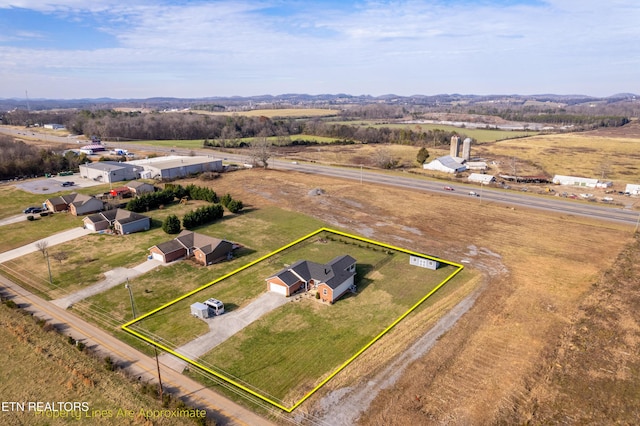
left=190, top=302, right=210, bottom=319
left=409, top=255, right=440, bottom=270
left=553, top=175, right=600, bottom=188
left=625, top=184, right=640, bottom=195
left=423, top=156, right=467, bottom=174
left=468, top=173, right=495, bottom=184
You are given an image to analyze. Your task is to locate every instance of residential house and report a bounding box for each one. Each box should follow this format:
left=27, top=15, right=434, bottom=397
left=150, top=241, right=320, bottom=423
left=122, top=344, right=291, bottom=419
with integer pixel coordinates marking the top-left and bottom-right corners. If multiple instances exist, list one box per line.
left=149, top=230, right=235, bottom=265
left=44, top=193, right=103, bottom=216
left=83, top=209, right=150, bottom=234
left=266, top=255, right=357, bottom=304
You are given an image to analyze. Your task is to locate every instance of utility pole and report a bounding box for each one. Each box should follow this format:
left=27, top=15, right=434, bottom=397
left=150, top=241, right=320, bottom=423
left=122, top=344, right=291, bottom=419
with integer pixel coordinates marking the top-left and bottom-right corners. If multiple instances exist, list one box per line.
left=124, top=280, right=137, bottom=319
left=125, top=281, right=163, bottom=401
left=45, top=250, right=53, bottom=286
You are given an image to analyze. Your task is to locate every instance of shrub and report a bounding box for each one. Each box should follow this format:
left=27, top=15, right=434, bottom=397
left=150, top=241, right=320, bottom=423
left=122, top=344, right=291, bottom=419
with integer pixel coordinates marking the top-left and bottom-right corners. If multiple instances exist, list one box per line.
left=104, top=356, right=116, bottom=371
left=227, top=199, right=244, bottom=213
left=26, top=215, right=35, bottom=221
left=182, top=204, right=224, bottom=229
left=162, top=214, right=181, bottom=234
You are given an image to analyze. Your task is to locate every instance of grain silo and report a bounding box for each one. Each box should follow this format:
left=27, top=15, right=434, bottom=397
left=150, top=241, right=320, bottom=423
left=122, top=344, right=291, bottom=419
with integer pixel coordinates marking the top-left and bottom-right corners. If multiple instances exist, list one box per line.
left=450, top=135, right=462, bottom=157
left=462, top=138, right=472, bottom=161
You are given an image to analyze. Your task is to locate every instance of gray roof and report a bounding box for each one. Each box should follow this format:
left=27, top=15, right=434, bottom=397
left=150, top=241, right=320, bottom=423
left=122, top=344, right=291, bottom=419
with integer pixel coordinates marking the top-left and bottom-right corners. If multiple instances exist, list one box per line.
left=82, top=161, right=133, bottom=172
left=154, top=239, right=186, bottom=255
left=437, top=155, right=465, bottom=170
left=268, top=255, right=357, bottom=290
left=47, top=193, right=97, bottom=207
left=85, top=209, right=148, bottom=226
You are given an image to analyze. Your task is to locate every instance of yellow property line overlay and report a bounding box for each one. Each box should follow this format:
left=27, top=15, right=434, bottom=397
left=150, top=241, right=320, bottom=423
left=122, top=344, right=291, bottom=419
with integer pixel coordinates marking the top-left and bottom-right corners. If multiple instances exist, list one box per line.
left=122, top=227, right=464, bottom=412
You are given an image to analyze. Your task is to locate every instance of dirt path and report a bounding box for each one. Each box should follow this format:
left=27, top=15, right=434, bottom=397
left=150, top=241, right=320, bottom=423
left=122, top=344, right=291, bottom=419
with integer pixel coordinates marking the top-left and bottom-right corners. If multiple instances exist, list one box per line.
left=313, top=288, right=482, bottom=425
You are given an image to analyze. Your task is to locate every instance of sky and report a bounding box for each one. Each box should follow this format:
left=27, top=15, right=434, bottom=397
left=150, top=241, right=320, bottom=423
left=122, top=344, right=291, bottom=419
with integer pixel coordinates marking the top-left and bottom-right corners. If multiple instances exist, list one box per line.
left=0, top=0, right=638, bottom=99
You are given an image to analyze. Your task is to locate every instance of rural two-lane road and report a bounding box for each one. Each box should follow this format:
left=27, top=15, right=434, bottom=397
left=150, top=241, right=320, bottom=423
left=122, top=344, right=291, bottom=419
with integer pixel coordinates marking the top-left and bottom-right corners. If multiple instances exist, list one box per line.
left=0, top=276, right=277, bottom=426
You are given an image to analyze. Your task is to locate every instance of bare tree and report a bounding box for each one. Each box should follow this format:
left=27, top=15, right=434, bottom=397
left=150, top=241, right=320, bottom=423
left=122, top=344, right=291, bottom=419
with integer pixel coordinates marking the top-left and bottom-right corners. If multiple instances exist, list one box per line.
left=249, top=130, right=273, bottom=168
left=51, top=251, right=68, bottom=264
left=35, top=240, right=53, bottom=285
left=35, top=240, right=49, bottom=258
left=373, top=147, right=399, bottom=169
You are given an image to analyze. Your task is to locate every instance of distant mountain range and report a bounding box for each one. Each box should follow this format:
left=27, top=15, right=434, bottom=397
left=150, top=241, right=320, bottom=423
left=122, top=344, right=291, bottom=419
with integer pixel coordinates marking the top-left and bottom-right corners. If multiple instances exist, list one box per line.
left=1, top=93, right=637, bottom=112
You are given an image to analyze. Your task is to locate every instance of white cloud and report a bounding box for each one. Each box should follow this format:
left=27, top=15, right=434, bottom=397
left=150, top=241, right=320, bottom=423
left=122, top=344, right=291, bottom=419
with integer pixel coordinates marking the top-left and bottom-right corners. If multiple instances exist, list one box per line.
left=0, top=0, right=638, bottom=97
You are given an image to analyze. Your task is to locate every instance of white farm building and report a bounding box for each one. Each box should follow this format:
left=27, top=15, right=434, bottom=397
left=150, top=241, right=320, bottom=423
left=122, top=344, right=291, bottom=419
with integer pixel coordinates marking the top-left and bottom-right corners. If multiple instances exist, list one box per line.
left=625, top=184, right=640, bottom=195
left=423, top=156, right=467, bottom=174
left=552, top=175, right=612, bottom=188
left=468, top=173, right=495, bottom=184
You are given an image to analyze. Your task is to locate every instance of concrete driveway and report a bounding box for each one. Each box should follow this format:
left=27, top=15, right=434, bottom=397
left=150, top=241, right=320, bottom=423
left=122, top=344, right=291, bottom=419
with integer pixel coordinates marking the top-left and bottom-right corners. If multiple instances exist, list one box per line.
left=0, top=227, right=92, bottom=263
left=51, top=258, right=164, bottom=309
left=0, top=214, right=28, bottom=227
left=159, top=291, right=290, bottom=372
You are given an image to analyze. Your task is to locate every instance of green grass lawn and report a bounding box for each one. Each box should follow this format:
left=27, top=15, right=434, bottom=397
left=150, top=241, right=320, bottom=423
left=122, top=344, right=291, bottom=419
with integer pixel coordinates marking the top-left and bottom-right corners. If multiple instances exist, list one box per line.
left=75, top=206, right=325, bottom=332
left=127, top=230, right=459, bottom=407
left=330, top=121, right=539, bottom=143
left=0, top=213, right=81, bottom=252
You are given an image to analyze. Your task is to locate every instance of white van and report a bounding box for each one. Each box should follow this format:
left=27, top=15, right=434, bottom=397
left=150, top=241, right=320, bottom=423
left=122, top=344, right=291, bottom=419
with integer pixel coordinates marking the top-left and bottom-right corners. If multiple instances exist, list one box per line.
left=204, top=298, right=225, bottom=316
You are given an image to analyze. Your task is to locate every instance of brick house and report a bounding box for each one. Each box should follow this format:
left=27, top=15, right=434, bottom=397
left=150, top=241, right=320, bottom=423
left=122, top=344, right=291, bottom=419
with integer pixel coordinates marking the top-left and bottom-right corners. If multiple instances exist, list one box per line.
left=266, top=255, right=357, bottom=303
left=149, top=230, right=235, bottom=265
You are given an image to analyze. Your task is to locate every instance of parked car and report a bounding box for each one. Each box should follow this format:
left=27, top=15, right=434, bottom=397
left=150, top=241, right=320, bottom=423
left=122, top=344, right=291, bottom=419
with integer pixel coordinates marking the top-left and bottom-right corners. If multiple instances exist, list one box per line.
left=23, top=206, right=43, bottom=214
left=444, top=186, right=454, bottom=191
left=61, top=181, right=74, bottom=187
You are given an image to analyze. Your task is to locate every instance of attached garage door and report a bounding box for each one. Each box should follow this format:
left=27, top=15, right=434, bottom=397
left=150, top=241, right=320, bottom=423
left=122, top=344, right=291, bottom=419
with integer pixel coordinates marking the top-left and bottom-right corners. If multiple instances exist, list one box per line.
left=269, top=282, right=288, bottom=296
left=152, top=251, right=166, bottom=262
left=84, top=222, right=97, bottom=232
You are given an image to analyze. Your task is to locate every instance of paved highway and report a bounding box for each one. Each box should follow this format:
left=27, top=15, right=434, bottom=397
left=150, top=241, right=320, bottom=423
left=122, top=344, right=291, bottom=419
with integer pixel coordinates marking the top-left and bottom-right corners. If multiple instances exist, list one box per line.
left=1, top=125, right=637, bottom=227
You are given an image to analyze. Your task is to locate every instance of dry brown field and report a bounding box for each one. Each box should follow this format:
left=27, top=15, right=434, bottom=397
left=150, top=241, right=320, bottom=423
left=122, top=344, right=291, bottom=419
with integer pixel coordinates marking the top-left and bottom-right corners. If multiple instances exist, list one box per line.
left=189, top=108, right=341, bottom=118
left=0, top=303, right=205, bottom=426
left=199, top=167, right=636, bottom=424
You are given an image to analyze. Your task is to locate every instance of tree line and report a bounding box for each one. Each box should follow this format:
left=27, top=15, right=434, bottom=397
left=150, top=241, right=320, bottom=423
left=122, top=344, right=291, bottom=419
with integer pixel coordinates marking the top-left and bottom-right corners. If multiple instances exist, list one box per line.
left=0, top=136, right=89, bottom=180
left=3, top=109, right=465, bottom=147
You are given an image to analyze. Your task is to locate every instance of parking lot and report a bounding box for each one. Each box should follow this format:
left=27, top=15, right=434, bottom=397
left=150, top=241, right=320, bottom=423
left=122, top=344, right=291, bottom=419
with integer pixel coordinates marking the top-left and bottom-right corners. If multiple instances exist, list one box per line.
left=14, top=174, right=103, bottom=195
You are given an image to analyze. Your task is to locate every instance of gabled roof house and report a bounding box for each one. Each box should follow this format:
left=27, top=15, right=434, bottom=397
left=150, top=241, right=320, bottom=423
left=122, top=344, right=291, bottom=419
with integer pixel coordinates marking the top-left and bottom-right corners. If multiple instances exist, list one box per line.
left=83, top=209, right=150, bottom=234
left=149, top=230, right=235, bottom=266
left=45, top=193, right=104, bottom=216
left=266, top=255, right=357, bottom=304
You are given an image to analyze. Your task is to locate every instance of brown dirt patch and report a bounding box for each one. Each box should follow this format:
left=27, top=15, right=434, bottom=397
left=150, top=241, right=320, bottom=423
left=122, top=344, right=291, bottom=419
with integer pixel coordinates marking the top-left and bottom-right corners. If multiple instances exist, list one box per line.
left=184, top=168, right=632, bottom=424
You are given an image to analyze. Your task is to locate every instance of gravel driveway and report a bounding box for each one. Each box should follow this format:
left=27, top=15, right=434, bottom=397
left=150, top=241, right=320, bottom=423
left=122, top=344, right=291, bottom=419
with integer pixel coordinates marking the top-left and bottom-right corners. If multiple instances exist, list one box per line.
left=159, top=291, right=290, bottom=372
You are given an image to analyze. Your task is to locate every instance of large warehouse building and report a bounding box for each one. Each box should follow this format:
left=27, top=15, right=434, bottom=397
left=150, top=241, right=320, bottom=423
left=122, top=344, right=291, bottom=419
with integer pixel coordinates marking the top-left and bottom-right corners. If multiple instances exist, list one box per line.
left=79, top=156, right=223, bottom=183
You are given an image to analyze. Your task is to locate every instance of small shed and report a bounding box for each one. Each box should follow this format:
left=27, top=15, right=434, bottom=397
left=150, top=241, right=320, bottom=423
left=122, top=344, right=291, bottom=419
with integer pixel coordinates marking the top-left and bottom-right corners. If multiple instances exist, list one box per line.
left=468, top=173, right=495, bottom=184
left=190, top=302, right=210, bottom=319
left=409, top=255, right=440, bottom=270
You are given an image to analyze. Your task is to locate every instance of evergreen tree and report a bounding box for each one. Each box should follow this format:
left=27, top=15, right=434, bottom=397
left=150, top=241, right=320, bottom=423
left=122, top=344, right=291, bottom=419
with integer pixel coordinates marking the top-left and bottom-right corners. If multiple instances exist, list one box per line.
left=162, top=214, right=181, bottom=234
left=416, top=147, right=430, bottom=165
